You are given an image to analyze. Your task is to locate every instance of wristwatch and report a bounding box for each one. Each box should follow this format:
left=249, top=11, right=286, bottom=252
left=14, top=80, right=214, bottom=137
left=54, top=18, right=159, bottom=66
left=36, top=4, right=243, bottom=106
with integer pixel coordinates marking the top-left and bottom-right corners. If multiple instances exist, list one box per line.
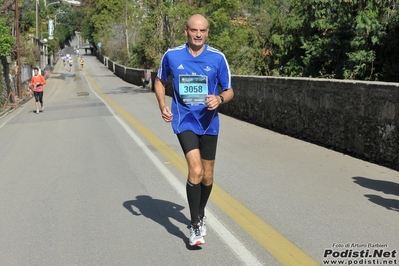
left=219, top=95, right=224, bottom=103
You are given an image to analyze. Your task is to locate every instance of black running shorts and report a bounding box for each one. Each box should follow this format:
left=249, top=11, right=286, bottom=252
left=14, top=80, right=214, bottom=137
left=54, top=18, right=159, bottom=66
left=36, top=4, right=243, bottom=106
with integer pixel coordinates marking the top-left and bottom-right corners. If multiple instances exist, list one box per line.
left=34, top=91, right=43, bottom=103
left=177, top=130, right=218, bottom=160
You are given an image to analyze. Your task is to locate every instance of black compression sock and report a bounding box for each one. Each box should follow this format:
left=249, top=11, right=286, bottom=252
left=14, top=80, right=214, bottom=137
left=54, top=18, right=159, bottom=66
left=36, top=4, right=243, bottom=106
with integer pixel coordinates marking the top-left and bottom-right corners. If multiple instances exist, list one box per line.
left=186, top=180, right=201, bottom=225
left=199, top=182, right=213, bottom=217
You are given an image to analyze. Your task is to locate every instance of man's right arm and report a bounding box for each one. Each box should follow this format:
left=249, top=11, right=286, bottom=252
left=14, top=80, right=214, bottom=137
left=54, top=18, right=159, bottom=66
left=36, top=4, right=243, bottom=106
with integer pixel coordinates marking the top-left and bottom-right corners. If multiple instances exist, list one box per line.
left=154, top=78, right=173, bottom=123
left=154, top=78, right=167, bottom=110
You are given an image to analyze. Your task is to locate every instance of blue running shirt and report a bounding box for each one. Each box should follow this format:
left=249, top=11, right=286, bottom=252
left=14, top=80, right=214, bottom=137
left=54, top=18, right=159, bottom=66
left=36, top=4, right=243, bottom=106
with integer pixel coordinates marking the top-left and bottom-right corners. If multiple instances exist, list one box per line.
left=157, top=43, right=232, bottom=135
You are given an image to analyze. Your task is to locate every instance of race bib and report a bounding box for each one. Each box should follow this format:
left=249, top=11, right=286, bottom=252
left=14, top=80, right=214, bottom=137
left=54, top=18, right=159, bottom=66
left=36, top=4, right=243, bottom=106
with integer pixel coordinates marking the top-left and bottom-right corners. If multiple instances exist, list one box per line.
left=178, top=75, right=208, bottom=105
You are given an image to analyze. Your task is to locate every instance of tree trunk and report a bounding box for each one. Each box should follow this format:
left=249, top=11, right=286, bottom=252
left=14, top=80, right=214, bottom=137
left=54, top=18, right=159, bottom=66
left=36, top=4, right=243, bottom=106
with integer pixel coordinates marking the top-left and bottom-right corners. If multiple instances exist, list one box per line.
left=1, top=56, right=12, bottom=96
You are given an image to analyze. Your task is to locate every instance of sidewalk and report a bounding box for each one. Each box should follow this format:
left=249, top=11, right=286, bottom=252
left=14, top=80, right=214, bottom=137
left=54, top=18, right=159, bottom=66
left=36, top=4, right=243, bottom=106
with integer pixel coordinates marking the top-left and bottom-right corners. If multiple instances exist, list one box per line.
left=0, top=91, right=32, bottom=120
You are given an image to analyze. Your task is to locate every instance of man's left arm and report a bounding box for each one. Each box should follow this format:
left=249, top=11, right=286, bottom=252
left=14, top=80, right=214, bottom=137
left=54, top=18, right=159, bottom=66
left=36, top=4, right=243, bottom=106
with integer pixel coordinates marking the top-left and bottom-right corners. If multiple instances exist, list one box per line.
left=217, top=55, right=234, bottom=104
left=206, top=88, right=234, bottom=110
left=206, top=57, right=234, bottom=110
left=219, top=88, right=234, bottom=104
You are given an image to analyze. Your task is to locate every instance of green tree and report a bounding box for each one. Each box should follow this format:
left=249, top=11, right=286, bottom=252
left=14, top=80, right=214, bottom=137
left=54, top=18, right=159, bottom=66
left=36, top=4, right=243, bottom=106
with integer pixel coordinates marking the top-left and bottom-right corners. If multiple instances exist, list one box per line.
left=232, top=0, right=274, bottom=75
left=269, top=0, right=397, bottom=80
left=0, top=15, right=14, bottom=105
left=87, top=0, right=125, bottom=57
left=138, top=0, right=194, bottom=67
left=0, top=17, right=14, bottom=56
left=75, top=0, right=399, bottom=81
left=370, top=0, right=399, bottom=81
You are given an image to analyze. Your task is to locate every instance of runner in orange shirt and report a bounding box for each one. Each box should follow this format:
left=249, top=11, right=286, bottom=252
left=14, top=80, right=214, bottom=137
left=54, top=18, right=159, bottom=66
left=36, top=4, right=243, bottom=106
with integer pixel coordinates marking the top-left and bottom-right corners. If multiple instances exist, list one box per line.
left=29, top=68, right=47, bottom=114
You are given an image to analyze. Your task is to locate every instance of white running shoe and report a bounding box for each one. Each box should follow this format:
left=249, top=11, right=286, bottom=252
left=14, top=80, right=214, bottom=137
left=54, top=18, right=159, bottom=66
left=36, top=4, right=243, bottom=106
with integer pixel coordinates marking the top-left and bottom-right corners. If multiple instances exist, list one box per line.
left=41, top=106, right=44, bottom=110
left=199, top=216, right=207, bottom=237
left=36, top=110, right=39, bottom=114
left=188, top=225, right=205, bottom=246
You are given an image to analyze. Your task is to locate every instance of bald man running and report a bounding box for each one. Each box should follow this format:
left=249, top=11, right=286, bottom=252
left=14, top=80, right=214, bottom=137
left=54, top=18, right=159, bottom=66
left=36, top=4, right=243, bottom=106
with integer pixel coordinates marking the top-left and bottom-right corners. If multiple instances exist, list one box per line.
left=155, top=14, right=234, bottom=246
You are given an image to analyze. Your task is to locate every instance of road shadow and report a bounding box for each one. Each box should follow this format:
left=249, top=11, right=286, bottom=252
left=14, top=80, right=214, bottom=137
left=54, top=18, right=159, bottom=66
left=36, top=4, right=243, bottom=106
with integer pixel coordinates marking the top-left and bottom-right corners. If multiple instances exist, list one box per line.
left=353, top=176, right=399, bottom=196
left=352, top=176, right=399, bottom=212
left=104, top=86, right=152, bottom=95
left=123, top=195, right=201, bottom=250
left=30, top=109, right=43, bottom=114
left=50, top=73, right=76, bottom=80
left=364, top=194, right=399, bottom=212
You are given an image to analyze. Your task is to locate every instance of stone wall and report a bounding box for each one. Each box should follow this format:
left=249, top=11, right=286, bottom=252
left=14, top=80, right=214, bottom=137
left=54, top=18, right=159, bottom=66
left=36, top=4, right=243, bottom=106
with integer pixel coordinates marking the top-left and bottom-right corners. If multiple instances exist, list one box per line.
left=107, top=60, right=114, bottom=73
left=98, top=55, right=399, bottom=171
left=220, top=76, right=399, bottom=170
left=114, top=63, right=125, bottom=80
left=125, top=67, right=146, bottom=87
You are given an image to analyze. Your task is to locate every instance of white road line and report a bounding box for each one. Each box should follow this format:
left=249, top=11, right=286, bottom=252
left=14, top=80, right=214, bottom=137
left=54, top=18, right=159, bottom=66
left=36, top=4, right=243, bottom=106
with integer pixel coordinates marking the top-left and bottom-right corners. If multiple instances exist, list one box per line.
left=83, top=73, right=263, bottom=266
left=0, top=106, right=26, bottom=129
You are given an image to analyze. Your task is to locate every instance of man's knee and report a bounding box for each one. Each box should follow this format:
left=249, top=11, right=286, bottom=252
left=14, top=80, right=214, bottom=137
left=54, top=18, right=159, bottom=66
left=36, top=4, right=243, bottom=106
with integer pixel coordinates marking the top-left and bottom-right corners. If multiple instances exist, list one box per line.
left=189, top=165, right=203, bottom=179
left=202, top=175, right=213, bottom=186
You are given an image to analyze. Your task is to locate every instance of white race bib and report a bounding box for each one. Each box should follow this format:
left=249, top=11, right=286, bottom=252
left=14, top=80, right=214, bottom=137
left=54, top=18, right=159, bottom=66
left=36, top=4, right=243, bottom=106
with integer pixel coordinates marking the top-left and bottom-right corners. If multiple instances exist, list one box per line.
left=178, top=75, right=208, bottom=105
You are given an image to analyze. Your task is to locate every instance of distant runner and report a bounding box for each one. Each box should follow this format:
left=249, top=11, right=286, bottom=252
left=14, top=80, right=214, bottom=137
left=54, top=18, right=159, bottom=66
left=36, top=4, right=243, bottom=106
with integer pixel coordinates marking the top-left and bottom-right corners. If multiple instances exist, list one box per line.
left=79, top=57, right=85, bottom=69
left=29, top=67, right=46, bottom=114
left=62, top=55, right=66, bottom=67
left=69, top=58, right=73, bottom=72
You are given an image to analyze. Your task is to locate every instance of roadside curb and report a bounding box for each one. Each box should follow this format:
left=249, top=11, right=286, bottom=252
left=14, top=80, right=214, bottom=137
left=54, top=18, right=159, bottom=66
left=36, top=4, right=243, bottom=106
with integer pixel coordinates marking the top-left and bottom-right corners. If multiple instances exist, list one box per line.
left=0, top=97, right=31, bottom=120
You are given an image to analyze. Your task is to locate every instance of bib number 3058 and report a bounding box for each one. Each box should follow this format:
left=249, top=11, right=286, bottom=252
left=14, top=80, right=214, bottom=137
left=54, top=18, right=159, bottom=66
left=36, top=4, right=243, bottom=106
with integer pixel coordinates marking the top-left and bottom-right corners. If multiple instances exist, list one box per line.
left=179, top=75, right=208, bottom=105
left=183, top=85, right=203, bottom=93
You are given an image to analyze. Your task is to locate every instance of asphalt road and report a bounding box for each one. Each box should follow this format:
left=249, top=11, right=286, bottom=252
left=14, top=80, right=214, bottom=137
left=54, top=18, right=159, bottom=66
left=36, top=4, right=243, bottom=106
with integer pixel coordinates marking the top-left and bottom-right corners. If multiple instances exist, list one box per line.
left=0, top=47, right=398, bottom=266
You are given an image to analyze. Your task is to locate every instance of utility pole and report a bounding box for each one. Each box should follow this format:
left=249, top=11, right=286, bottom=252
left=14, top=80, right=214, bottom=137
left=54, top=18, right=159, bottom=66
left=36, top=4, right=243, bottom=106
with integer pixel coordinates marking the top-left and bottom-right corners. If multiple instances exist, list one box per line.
left=125, top=0, right=130, bottom=58
left=15, top=0, right=22, bottom=98
left=6, top=0, right=22, bottom=107
left=36, top=0, right=39, bottom=40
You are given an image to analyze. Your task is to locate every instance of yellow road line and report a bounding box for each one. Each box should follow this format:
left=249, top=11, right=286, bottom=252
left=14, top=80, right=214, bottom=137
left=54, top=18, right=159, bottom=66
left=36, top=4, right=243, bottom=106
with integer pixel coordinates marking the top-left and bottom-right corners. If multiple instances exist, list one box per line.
left=85, top=73, right=319, bottom=266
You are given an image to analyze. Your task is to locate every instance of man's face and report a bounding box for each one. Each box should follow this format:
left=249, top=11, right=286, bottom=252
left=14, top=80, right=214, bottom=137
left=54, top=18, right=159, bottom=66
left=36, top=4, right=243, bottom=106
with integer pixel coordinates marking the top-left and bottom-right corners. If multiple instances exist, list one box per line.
left=185, top=20, right=209, bottom=49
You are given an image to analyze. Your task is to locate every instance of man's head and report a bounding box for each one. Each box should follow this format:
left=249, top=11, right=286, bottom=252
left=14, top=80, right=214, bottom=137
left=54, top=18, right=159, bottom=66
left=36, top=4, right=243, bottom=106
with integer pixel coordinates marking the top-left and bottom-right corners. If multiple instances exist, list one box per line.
left=185, top=14, right=209, bottom=50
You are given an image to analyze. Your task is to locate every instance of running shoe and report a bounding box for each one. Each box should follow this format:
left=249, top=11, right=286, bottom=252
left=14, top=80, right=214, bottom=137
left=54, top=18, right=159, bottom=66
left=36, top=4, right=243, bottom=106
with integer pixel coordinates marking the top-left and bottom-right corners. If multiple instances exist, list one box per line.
left=199, top=216, right=207, bottom=237
left=41, top=106, right=44, bottom=110
left=36, top=110, right=39, bottom=114
left=188, top=224, right=205, bottom=246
